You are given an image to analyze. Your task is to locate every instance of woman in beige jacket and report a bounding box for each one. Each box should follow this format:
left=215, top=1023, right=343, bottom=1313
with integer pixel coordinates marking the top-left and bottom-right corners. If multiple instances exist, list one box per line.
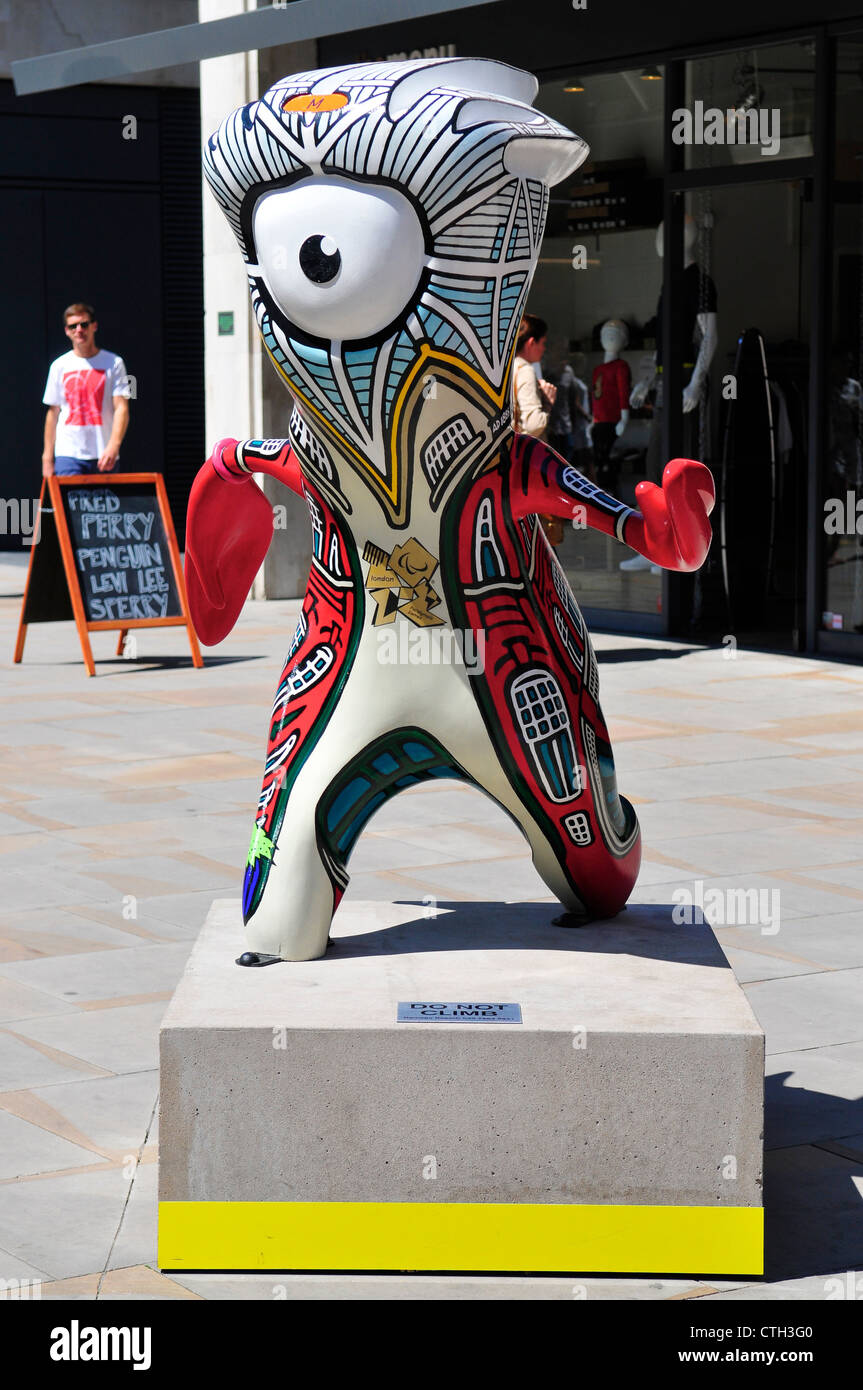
left=513, top=314, right=563, bottom=544
left=513, top=313, right=557, bottom=436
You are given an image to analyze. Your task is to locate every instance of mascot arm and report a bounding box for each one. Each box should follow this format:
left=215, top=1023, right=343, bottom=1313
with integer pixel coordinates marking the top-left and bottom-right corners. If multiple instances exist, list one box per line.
left=507, top=433, right=714, bottom=572
left=184, top=438, right=303, bottom=646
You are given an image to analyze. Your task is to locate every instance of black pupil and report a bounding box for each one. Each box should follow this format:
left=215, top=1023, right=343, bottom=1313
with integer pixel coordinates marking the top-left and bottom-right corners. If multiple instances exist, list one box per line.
left=299, top=235, right=341, bottom=284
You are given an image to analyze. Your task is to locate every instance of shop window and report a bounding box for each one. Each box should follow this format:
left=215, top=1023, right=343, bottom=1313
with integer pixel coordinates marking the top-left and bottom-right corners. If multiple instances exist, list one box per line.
left=684, top=41, right=815, bottom=170
left=689, top=182, right=812, bottom=648
left=533, top=68, right=665, bottom=617
left=823, top=37, right=863, bottom=638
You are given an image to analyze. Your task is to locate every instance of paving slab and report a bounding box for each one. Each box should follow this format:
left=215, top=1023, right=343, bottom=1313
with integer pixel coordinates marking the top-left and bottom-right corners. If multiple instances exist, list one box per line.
left=0, top=977, right=81, bottom=1023
left=0, top=870, right=119, bottom=913
left=106, top=1163, right=158, bottom=1272
left=763, top=1144, right=863, bottom=1281
left=0, top=1168, right=139, bottom=1281
left=700, top=1274, right=853, bottom=1300
left=167, top=1273, right=724, bottom=1301
left=9, top=1071, right=160, bottom=1154
left=0, top=1109, right=99, bottom=1180
left=386, top=855, right=553, bottom=900
left=0, top=1247, right=52, bottom=1284
left=745, top=969, right=863, bottom=1054
left=0, top=1029, right=105, bottom=1091
left=719, top=949, right=821, bottom=985
left=11, top=1001, right=168, bottom=1075
left=765, top=1042, right=863, bottom=1150
left=634, top=800, right=803, bottom=842
left=0, top=909, right=157, bottom=961
left=719, top=914, right=863, bottom=972
left=0, top=942, right=192, bottom=1005
left=632, top=872, right=859, bottom=921
left=343, top=831, right=476, bottom=872
left=36, top=1266, right=200, bottom=1300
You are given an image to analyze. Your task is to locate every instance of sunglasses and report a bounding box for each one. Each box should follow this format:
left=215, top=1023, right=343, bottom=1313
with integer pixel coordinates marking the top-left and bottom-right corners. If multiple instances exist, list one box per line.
left=66, top=320, right=93, bottom=331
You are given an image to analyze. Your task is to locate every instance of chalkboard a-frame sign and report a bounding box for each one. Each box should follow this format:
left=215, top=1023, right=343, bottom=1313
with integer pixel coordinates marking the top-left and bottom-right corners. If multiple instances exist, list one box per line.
left=14, top=474, right=203, bottom=677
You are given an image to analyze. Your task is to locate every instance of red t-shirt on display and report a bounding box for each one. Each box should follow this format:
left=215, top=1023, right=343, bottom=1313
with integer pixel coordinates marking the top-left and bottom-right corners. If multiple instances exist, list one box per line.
left=592, top=357, right=631, bottom=424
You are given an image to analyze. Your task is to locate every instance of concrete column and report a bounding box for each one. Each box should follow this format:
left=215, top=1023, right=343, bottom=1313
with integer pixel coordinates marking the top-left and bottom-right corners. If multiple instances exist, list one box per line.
left=199, top=1, right=314, bottom=598
left=200, top=0, right=262, bottom=448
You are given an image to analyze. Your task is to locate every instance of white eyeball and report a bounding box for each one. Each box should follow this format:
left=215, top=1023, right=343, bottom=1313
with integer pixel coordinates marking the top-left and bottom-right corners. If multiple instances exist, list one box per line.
left=252, top=175, right=426, bottom=341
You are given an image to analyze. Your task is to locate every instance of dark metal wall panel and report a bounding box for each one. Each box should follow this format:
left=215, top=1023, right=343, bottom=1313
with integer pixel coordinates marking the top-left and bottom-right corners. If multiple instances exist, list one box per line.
left=158, top=87, right=204, bottom=546
left=0, top=189, right=47, bottom=537
left=41, top=187, right=164, bottom=473
left=0, top=80, right=202, bottom=551
left=0, top=83, right=161, bottom=120
left=0, top=112, right=159, bottom=182
left=318, top=0, right=863, bottom=68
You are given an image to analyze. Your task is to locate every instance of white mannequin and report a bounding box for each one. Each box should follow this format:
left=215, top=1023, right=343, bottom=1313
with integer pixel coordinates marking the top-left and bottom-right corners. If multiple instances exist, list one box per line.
left=629, top=216, right=718, bottom=413
left=600, top=318, right=630, bottom=436
left=621, top=218, right=717, bottom=576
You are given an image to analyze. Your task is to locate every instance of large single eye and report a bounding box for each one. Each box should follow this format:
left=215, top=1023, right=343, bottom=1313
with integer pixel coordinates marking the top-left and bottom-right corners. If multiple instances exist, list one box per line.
left=253, top=176, right=425, bottom=340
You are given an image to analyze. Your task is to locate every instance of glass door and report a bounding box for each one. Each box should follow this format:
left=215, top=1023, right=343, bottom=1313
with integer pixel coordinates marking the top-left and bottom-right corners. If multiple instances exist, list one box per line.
left=669, top=179, right=813, bottom=649
left=669, top=40, right=816, bottom=649
left=822, top=35, right=863, bottom=643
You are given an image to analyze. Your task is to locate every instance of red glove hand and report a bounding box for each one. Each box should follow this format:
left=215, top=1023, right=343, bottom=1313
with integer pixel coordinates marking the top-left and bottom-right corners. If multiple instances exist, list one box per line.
left=627, top=458, right=715, bottom=572
left=184, top=441, right=274, bottom=646
left=209, top=436, right=243, bottom=482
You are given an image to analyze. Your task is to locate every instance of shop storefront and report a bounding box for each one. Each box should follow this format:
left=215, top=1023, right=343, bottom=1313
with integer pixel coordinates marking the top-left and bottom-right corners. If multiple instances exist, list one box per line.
left=321, top=2, right=863, bottom=657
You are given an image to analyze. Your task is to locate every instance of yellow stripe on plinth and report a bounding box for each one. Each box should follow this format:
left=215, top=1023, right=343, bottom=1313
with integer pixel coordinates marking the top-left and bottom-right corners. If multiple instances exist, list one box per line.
left=159, top=1201, right=763, bottom=1275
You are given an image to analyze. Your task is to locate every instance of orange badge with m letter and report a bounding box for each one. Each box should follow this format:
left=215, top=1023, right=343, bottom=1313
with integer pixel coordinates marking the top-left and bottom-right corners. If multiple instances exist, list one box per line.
left=282, top=93, right=349, bottom=113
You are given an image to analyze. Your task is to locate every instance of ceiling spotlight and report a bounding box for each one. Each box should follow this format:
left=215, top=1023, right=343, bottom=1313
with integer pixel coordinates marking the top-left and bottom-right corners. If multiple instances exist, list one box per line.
left=730, top=84, right=765, bottom=122
left=640, top=66, right=662, bottom=81
left=731, top=61, right=765, bottom=115
left=564, top=80, right=585, bottom=92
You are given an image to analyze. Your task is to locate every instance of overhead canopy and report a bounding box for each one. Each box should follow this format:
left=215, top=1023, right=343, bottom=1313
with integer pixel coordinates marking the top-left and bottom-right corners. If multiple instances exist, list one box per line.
left=11, top=0, right=496, bottom=96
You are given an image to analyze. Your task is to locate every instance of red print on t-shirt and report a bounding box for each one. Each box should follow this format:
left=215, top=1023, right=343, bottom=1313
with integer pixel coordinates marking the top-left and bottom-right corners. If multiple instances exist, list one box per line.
left=63, top=369, right=106, bottom=426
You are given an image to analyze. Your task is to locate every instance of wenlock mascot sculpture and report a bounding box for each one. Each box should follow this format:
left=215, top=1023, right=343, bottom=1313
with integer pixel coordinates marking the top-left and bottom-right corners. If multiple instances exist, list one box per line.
left=185, top=58, right=714, bottom=961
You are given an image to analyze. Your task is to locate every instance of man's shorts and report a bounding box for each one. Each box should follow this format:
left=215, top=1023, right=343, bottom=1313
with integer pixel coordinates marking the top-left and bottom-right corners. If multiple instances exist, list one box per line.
left=54, top=457, right=99, bottom=476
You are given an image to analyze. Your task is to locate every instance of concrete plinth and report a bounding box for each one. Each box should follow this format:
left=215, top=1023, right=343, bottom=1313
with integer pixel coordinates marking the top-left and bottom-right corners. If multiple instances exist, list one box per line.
left=159, top=900, right=764, bottom=1275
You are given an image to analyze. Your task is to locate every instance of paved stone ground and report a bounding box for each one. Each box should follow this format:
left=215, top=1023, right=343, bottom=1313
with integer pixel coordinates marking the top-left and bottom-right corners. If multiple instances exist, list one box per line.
left=0, top=553, right=861, bottom=1301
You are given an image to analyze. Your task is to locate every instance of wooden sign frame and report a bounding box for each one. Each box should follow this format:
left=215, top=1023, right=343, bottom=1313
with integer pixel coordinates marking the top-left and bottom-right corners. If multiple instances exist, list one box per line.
left=14, top=473, right=203, bottom=677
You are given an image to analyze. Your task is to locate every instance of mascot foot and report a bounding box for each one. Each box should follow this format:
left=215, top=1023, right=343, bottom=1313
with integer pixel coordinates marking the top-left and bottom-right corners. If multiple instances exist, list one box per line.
left=235, top=951, right=284, bottom=967
left=552, top=911, right=591, bottom=929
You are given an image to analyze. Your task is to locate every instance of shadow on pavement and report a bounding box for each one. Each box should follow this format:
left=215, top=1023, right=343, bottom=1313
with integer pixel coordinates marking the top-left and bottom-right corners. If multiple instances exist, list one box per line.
left=33, top=653, right=266, bottom=673
left=764, top=1072, right=863, bottom=1282
left=596, top=645, right=706, bottom=664
left=326, top=899, right=730, bottom=967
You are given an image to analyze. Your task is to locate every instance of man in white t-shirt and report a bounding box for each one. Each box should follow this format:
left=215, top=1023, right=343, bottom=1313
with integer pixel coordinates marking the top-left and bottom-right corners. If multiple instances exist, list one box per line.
left=42, top=302, right=131, bottom=477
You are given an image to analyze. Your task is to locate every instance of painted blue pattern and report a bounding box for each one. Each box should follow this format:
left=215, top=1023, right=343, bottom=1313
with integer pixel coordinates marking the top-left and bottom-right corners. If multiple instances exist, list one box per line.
left=383, top=330, right=422, bottom=413
left=343, top=346, right=379, bottom=426
left=498, top=274, right=527, bottom=359
left=429, top=277, right=496, bottom=357
left=416, top=305, right=479, bottom=370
